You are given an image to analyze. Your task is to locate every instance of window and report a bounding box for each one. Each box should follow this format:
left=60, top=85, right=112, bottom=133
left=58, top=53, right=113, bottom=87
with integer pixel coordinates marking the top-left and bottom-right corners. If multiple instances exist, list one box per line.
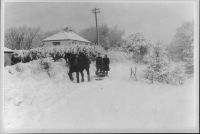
left=53, top=42, right=60, bottom=46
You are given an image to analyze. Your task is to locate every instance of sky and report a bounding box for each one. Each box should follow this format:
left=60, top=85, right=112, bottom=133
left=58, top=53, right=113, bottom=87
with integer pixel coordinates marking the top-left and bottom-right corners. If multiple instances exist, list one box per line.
left=4, top=1, right=195, bottom=44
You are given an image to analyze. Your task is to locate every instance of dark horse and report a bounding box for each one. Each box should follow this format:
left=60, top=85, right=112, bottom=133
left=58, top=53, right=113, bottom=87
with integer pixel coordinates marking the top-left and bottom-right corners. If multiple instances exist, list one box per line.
left=64, top=52, right=91, bottom=83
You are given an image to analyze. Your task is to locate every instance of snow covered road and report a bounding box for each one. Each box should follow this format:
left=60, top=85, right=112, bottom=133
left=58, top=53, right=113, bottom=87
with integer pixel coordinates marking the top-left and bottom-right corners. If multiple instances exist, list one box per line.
left=3, top=61, right=196, bottom=132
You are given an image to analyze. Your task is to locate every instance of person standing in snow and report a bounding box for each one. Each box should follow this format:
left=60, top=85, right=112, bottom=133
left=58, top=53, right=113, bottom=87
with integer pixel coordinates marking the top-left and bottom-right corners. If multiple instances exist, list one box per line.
left=103, top=54, right=110, bottom=76
left=96, top=53, right=103, bottom=74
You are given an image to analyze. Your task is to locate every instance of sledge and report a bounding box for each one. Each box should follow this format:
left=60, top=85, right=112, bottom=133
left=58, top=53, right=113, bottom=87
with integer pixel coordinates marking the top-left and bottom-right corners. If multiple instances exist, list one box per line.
left=94, top=72, right=106, bottom=80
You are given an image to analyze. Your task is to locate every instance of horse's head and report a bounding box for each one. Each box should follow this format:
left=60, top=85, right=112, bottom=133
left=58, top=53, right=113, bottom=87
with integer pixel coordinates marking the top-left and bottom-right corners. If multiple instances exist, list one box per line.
left=64, top=52, right=70, bottom=60
left=63, top=52, right=75, bottom=64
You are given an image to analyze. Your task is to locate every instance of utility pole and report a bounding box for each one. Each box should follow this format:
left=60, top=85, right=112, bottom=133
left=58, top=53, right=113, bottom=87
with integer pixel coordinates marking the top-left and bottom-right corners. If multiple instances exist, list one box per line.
left=92, top=8, right=100, bottom=45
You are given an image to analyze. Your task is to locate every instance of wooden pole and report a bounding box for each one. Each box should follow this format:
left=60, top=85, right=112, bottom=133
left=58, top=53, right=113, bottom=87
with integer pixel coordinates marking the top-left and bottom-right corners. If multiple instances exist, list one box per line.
left=92, top=8, right=100, bottom=45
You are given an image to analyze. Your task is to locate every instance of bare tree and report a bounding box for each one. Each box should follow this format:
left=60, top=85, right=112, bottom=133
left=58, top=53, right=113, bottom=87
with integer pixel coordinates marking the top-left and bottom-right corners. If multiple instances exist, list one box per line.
left=5, top=26, right=41, bottom=50
left=79, top=24, right=124, bottom=49
left=24, top=27, right=40, bottom=49
left=108, top=26, right=124, bottom=47
left=5, top=27, right=26, bottom=50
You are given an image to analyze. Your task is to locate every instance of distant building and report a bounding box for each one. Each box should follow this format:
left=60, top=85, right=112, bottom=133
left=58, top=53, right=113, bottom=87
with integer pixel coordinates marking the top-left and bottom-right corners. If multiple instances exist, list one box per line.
left=42, top=27, right=91, bottom=47
left=4, top=47, right=14, bottom=66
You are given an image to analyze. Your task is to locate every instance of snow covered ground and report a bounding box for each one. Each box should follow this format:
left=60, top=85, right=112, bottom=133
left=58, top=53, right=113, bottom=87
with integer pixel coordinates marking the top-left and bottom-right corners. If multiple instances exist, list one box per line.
left=3, top=52, right=197, bottom=132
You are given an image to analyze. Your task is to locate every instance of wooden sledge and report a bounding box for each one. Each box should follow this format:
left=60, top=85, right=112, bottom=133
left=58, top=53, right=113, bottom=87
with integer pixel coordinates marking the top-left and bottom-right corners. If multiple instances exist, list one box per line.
left=94, top=72, right=106, bottom=80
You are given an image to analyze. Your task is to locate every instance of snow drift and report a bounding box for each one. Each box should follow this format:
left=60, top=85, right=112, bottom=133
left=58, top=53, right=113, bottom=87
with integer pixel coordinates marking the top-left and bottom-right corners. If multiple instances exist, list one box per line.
left=3, top=51, right=197, bottom=132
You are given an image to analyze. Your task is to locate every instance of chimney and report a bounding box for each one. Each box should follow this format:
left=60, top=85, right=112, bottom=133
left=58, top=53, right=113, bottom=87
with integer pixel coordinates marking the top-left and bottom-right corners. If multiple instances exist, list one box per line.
left=64, top=27, right=73, bottom=32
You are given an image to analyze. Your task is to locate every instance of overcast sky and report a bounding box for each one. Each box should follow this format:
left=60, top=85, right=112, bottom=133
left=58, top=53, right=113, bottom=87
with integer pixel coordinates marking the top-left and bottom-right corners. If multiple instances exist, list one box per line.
left=5, top=1, right=195, bottom=44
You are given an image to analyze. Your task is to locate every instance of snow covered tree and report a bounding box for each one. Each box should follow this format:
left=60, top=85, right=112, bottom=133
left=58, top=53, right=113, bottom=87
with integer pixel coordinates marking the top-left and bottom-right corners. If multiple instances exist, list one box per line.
left=123, top=33, right=151, bottom=63
left=167, top=21, right=194, bottom=62
left=167, top=21, right=194, bottom=76
left=144, top=43, right=170, bottom=83
left=183, top=42, right=194, bottom=75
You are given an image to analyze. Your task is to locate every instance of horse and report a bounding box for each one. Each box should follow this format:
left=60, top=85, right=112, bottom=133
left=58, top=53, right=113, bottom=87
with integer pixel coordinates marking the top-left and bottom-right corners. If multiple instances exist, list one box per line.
left=64, top=52, right=91, bottom=83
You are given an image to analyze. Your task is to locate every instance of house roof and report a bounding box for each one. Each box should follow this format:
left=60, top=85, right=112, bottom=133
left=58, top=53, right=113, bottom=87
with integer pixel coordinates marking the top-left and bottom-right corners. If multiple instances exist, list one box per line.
left=4, top=47, right=14, bottom=53
left=42, top=30, right=91, bottom=43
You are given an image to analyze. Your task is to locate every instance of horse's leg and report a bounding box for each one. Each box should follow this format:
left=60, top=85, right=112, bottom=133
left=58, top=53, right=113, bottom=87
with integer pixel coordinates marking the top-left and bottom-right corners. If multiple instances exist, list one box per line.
left=86, top=67, right=90, bottom=81
left=68, top=70, right=74, bottom=81
left=106, top=71, right=108, bottom=76
left=76, top=71, right=80, bottom=83
left=80, top=71, right=84, bottom=82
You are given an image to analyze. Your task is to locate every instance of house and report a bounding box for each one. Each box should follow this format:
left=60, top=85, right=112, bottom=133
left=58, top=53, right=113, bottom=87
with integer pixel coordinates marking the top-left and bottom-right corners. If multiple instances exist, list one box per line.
left=42, top=27, right=91, bottom=47
left=4, top=47, right=14, bottom=66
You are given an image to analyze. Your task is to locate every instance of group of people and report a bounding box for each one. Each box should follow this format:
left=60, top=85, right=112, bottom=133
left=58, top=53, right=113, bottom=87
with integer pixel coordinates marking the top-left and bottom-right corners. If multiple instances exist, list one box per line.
left=95, top=53, right=110, bottom=76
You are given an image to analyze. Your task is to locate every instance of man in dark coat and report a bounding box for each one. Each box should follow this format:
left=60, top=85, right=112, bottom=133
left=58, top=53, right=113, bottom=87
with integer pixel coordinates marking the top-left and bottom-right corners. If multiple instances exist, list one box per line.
left=96, top=53, right=103, bottom=74
left=103, top=54, right=110, bottom=76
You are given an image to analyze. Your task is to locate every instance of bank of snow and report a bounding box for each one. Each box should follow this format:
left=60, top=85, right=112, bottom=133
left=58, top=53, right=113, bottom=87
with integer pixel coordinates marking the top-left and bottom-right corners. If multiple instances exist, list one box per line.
left=3, top=58, right=196, bottom=132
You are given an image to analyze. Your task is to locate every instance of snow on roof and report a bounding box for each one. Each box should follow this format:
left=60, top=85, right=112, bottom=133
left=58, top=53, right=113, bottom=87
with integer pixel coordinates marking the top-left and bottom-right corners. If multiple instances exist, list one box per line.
left=42, top=30, right=91, bottom=43
left=4, top=47, right=14, bottom=53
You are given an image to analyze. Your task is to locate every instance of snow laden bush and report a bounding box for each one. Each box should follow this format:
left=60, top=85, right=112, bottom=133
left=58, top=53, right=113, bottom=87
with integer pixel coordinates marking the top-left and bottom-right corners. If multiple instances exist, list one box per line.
left=15, top=44, right=105, bottom=62
left=122, top=33, right=151, bottom=63
left=38, top=57, right=55, bottom=77
left=15, top=63, right=24, bottom=72
left=144, top=45, right=186, bottom=85
left=168, top=64, right=186, bottom=85
left=144, top=54, right=170, bottom=84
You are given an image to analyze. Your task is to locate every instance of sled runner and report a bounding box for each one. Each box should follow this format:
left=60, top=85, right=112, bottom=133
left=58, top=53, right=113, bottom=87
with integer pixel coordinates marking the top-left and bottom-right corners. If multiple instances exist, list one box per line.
left=95, top=72, right=106, bottom=80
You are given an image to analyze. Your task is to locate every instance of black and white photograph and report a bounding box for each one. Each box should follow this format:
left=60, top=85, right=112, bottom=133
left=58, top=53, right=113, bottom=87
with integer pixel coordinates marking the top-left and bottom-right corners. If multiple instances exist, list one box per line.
left=1, top=0, right=199, bottom=133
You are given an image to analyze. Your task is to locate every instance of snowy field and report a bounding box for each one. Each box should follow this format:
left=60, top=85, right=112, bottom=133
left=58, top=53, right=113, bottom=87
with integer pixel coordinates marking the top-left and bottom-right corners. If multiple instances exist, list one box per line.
left=3, top=52, right=197, bottom=132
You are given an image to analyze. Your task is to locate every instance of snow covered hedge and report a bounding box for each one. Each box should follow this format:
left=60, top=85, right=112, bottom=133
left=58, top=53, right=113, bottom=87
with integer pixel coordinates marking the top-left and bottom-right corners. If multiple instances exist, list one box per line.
left=6, top=57, right=68, bottom=80
left=15, top=44, right=105, bottom=62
